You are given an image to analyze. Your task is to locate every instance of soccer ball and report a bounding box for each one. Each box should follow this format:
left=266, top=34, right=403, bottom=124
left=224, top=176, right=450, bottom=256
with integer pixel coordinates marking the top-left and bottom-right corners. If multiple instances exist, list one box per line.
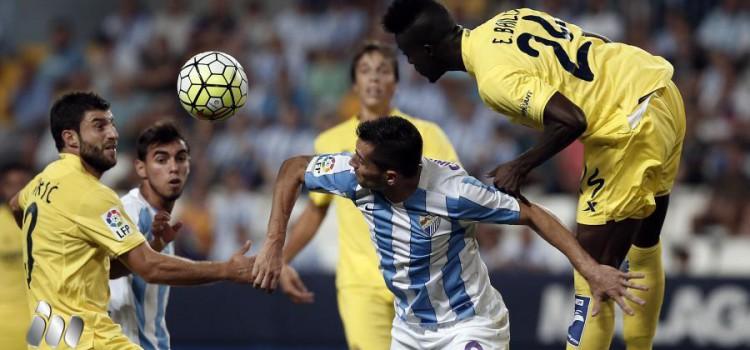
left=177, top=51, right=248, bottom=121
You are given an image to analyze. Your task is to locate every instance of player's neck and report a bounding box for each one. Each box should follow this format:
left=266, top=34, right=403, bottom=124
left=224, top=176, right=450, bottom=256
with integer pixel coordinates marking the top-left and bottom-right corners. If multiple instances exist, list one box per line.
left=444, top=31, right=467, bottom=72
left=140, top=182, right=175, bottom=213
left=358, top=103, right=391, bottom=122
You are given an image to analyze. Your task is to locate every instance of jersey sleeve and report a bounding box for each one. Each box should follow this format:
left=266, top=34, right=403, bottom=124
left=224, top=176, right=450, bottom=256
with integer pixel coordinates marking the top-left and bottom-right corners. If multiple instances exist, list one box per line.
left=303, top=153, right=359, bottom=199
left=75, top=187, right=146, bottom=257
left=308, top=136, right=335, bottom=207
left=446, top=175, right=520, bottom=224
left=478, top=65, right=558, bottom=129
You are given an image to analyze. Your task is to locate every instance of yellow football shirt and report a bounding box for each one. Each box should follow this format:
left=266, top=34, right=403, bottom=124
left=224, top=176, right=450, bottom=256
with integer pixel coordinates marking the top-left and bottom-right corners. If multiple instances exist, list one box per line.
left=310, top=110, right=459, bottom=289
left=18, top=153, right=145, bottom=349
left=0, top=205, right=30, bottom=350
left=462, top=8, right=674, bottom=144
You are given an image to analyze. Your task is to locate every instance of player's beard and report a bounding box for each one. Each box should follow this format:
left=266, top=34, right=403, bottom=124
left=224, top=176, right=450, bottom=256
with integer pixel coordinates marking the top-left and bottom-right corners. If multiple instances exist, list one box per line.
left=80, top=140, right=116, bottom=174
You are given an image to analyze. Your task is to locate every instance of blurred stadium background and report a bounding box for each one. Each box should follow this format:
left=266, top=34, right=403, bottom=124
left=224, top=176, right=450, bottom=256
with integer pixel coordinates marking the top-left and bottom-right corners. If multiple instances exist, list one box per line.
left=1, top=0, right=749, bottom=349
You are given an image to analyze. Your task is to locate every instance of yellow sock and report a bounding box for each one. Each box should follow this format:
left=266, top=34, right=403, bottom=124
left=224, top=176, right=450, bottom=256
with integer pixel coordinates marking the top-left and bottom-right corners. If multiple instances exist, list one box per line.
left=566, top=270, right=614, bottom=350
left=623, top=242, right=665, bottom=350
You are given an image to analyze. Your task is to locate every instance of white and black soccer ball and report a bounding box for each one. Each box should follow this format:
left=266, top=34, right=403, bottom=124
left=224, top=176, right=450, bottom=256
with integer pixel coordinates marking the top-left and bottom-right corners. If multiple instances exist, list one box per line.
left=177, top=51, right=248, bottom=121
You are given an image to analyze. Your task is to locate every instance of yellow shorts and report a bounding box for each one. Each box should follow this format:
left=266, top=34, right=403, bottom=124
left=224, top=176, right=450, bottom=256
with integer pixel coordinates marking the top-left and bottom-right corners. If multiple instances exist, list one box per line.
left=337, top=286, right=395, bottom=350
left=577, top=80, right=686, bottom=225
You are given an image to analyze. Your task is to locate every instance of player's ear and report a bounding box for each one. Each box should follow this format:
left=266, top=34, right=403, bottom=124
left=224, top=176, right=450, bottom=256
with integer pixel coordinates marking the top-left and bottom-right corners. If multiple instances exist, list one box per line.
left=134, top=159, right=147, bottom=179
left=423, top=44, right=434, bottom=57
left=62, top=130, right=79, bottom=149
left=385, top=170, right=398, bottom=186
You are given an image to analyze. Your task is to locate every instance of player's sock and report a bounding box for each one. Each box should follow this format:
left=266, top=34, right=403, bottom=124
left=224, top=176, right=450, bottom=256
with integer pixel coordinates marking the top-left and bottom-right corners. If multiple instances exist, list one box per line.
left=566, top=270, right=614, bottom=350
left=623, top=242, right=664, bottom=350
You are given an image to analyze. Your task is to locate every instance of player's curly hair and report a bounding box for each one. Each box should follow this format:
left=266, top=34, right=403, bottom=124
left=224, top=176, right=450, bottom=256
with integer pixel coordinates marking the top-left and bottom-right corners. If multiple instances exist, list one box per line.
left=382, top=0, right=451, bottom=35
left=357, top=116, right=423, bottom=177
left=50, top=92, right=110, bottom=151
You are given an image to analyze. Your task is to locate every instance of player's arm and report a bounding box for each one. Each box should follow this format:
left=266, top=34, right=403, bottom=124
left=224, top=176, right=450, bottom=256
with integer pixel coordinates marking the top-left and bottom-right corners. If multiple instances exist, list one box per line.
left=8, top=192, right=22, bottom=227
left=516, top=202, right=647, bottom=316
left=109, top=212, right=181, bottom=279
left=489, top=92, right=586, bottom=200
left=253, top=153, right=357, bottom=292
left=251, top=156, right=311, bottom=292
left=118, top=240, right=255, bottom=285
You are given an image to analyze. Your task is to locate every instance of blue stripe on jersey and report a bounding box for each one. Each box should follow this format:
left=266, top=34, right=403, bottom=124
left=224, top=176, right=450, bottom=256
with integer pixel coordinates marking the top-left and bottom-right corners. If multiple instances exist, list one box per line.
left=403, top=189, right=437, bottom=325
left=304, top=170, right=358, bottom=199
left=134, top=208, right=156, bottom=349
left=155, top=284, right=169, bottom=349
left=446, top=195, right=519, bottom=224
left=372, top=194, right=409, bottom=316
left=442, top=218, right=475, bottom=320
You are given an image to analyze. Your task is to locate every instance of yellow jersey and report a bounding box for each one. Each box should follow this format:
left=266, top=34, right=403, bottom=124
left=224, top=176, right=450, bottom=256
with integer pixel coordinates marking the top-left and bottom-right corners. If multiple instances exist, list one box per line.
left=462, top=8, right=674, bottom=144
left=18, top=153, right=146, bottom=349
left=0, top=205, right=30, bottom=350
left=310, top=110, right=459, bottom=289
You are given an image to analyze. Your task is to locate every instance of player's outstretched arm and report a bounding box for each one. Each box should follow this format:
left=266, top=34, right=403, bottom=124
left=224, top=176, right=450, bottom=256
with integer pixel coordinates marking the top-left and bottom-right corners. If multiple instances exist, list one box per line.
left=278, top=202, right=327, bottom=303
left=252, top=156, right=313, bottom=293
left=518, top=201, right=648, bottom=316
left=119, top=239, right=255, bottom=286
left=489, top=93, right=586, bottom=200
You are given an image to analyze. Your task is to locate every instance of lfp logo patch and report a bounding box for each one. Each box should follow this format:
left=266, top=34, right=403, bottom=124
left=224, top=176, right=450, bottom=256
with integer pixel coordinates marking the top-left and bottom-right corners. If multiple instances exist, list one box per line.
left=313, top=155, right=336, bottom=176
left=567, top=295, right=590, bottom=347
left=101, top=207, right=132, bottom=241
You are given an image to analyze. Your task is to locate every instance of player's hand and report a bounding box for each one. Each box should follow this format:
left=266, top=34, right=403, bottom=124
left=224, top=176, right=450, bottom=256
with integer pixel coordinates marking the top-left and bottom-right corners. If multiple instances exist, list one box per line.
left=226, top=240, right=255, bottom=284
left=487, top=161, right=530, bottom=204
left=251, top=238, right=284, bottom=293
left=152, top=211, right=182, bottom=245
left=585, top=264, right=648, bottom=317
left=280, top=264, right=315, bottom=303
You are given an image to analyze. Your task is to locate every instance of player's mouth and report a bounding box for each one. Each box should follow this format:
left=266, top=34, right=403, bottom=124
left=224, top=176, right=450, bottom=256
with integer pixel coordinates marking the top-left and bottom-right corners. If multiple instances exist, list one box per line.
left=167, top=178, right=182, bottom=187
left=365, top=86, right=383, bottom=99
left=103, top=144, right=117, bottom=154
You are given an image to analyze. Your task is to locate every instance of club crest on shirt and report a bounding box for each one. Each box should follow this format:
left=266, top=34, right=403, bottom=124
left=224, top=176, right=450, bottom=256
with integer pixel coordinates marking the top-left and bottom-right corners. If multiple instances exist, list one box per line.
left=419, top=214, right=441, bottom=236
left=101, top=207, right=132, bottom=241
left=313, top=155, right=336, bottom=176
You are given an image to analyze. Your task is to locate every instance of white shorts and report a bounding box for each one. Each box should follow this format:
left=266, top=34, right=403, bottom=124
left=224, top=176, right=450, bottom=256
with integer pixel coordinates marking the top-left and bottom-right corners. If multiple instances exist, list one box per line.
left=390, top=313, right=510, bottom=350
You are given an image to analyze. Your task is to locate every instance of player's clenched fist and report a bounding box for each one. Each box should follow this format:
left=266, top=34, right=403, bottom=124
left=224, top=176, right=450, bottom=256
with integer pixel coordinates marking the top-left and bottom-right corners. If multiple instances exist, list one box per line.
left=225, top=241, right=256, bottom=284
left=251, top=238, right=284, bottom=293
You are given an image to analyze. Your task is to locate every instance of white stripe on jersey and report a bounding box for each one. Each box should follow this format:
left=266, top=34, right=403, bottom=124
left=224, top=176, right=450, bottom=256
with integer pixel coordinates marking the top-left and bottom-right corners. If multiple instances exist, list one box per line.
left=304, top=154, right=520, bottom=327
left=108, top=188, right=172, bottom=350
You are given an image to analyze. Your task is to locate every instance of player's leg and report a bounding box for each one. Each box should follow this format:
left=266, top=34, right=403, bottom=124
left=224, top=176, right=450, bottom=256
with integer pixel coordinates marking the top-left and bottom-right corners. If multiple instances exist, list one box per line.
left=623, top=80, right=686, bottom=350
left=622, top=195, right=668, bottom=350
left=337, top=286, right=394, bottom=350
left=567, top=220, right=640, bottom=350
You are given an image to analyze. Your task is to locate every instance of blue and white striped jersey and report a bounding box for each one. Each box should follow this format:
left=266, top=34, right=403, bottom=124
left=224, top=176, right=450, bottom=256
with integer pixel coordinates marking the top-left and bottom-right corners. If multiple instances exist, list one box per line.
left=304, top=153, right=520, bottom=326
left=109, top=188, right=172, bottom=350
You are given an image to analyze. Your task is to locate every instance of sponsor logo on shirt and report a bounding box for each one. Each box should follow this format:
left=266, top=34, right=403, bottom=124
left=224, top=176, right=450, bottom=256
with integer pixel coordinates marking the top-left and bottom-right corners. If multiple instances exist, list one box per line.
left=520, top=90, right=533, bottom=116
left=313, top=155, right=336, bottom=176
left=101, top=207, right=132, bottom=240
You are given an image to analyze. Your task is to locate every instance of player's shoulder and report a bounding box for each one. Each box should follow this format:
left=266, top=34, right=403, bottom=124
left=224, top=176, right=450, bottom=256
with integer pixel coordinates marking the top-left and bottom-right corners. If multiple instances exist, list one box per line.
left=421, top=158, right=466, bottom=194
left=314, top=117, right=358, bottom=152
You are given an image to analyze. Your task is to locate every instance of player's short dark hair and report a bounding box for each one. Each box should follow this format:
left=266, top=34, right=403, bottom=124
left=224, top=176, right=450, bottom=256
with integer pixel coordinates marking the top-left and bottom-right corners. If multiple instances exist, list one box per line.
left=136, top=121, right=190, bottom=161
left=50, top=92, right=110, bottom=151
left=349, top=41, right=400, bottom=83
left=356, top=116, right=422, bottom=177
left=382, top=0, right=452, bottom=35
